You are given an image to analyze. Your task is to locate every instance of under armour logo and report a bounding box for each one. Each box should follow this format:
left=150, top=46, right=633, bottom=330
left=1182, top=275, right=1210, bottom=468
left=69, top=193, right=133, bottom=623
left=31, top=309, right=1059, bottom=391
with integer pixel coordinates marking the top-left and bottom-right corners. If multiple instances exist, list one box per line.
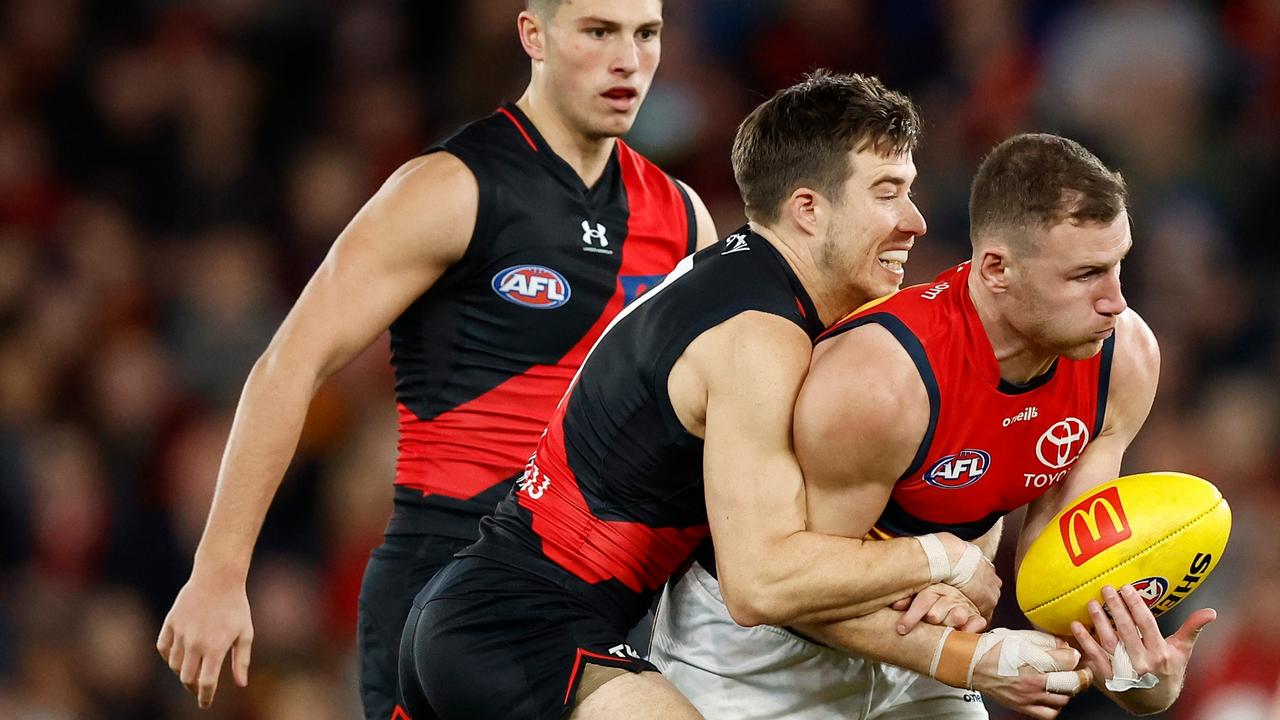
left=1035, top=418, right=1090, bottom=469
left=580, top=220, right=612, bottom=255
left=722, top=233, right=750, bottom=255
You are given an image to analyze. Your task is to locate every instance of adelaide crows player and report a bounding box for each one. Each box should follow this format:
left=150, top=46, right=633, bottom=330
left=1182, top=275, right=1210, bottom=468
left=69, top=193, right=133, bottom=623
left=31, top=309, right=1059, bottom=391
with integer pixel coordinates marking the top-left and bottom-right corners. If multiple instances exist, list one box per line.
left=156, top=1, right=716, bottom=718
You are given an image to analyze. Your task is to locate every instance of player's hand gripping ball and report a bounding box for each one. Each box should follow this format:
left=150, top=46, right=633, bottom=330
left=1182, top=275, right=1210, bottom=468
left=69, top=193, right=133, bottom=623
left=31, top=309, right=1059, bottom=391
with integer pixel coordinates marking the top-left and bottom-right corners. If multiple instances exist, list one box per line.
left=1016, top=472, right=1230, bottom=636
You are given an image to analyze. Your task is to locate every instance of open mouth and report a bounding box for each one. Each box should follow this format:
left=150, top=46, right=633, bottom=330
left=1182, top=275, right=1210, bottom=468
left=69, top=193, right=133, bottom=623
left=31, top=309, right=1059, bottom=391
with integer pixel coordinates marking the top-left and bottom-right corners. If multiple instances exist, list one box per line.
left=601, top=87, right=639, bottom=110
left=877, top=249, right=908, bottom=274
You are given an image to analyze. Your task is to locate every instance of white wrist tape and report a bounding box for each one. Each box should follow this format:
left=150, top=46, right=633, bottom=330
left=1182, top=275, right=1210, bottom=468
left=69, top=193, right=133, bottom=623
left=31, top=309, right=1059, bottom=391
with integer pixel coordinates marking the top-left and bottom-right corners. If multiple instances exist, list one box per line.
left=1105, top=640, right=1159, bottom=692
left=966, top=629, right=1081, bottom=692
left=929, top=626, right=953, bottom=679
left=916, top=534, right=983, bottom=586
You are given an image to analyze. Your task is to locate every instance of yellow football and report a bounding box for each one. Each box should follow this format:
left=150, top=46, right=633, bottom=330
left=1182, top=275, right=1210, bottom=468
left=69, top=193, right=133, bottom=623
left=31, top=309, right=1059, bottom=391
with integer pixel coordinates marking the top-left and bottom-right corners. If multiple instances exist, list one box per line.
left=1016, top=472, right=1231, bottom=636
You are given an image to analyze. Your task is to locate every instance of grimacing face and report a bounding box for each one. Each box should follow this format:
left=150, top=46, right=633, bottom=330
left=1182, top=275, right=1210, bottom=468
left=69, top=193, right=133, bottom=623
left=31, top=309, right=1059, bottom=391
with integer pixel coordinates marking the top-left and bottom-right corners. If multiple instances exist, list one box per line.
left=537, top=0, right=663, bottom=140
left=820, top=148, right=927, bottom=306
left=1002, top=213, right=1131, bottom=360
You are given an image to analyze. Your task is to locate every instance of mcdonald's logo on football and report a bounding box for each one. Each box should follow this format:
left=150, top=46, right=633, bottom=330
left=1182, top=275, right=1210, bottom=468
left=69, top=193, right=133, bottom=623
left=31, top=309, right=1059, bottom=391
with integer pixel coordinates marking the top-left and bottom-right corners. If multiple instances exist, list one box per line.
left=1059, top=486, right=1132, bottom=566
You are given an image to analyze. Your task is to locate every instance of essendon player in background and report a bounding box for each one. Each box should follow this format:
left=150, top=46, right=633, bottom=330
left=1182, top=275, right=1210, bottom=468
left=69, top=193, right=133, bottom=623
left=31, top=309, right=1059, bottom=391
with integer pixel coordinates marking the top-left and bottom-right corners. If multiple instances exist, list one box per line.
left=652, top=135, right=1216, bottom=720
left=156, top=1, right=716, bottom=718
left=398, top=71, right=1010, bottom=720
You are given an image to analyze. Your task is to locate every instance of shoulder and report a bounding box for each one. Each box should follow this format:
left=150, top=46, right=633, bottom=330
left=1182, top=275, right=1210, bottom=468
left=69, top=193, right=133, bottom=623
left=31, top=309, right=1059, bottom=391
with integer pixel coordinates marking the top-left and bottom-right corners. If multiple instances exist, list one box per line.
left=384, top=152, right=477, bottom=201
left=350, top=153, right=477, bottom=266
left=675, top=180, right=719, bottom=251
left=691, top=311, right=814, bottom=389
left=1102, top=308, right=1159, bottom=435
left=798, top=321, right=929, bottom=453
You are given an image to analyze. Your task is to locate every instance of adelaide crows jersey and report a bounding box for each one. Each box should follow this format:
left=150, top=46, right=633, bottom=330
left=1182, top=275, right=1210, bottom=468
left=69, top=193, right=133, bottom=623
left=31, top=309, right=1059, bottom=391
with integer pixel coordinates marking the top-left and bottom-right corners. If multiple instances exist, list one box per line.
left=462, top=228, right=826, bottom=628
left=388, top=102, right=696, bottom=538
left=819, top=262, right=1114, bottom=541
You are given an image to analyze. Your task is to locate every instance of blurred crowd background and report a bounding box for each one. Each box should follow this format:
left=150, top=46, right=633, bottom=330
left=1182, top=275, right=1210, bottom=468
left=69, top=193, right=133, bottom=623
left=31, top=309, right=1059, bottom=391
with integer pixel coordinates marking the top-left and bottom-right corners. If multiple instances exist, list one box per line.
left=1, top=0, right=1277, bottom=718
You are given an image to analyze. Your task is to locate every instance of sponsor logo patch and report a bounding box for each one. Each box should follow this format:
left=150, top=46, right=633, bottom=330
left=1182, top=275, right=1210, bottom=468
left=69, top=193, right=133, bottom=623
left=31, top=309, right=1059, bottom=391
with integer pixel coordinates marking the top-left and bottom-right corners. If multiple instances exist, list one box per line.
left=491, top=265, right=572, bottom=309
left=1036, top=418, right=1089, bottom=469
left=1059, top=486, right=1131, bottom=566
left=923, top=449, right=991, bottom=489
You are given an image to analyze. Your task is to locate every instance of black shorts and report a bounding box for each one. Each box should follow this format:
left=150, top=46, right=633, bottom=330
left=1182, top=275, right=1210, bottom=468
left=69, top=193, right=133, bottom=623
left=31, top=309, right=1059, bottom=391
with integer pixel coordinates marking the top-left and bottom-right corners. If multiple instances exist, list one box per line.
left=398, top=555, right=657, bottom=720
left=357, top=532, right=475, bottom=720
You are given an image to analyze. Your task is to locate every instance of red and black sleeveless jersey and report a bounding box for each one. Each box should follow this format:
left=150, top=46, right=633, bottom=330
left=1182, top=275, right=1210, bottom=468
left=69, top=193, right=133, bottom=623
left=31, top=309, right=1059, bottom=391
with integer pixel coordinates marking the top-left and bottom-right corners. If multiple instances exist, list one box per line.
left=389, top=102, right=696, bottom=538
left=819, top=262, right=1114, bottom=541
left=460, top=228, right=826, bottom=628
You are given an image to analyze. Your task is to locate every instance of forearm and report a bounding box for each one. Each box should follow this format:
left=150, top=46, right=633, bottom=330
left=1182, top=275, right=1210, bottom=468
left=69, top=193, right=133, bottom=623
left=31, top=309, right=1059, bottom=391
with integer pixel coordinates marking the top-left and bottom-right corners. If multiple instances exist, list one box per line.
left=191, top=354, right=320, bottom=578
left=722, top=533, right=934, bottom=625
left=793, top=607, right=947, bottom=677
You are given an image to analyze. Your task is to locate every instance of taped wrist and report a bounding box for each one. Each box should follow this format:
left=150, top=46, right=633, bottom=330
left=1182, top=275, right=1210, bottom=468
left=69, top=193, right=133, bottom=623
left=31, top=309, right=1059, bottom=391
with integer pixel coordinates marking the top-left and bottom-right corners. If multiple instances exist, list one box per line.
left=916, top=534, right=983, bottom=586
left=929, top=627, right=981, bottom=688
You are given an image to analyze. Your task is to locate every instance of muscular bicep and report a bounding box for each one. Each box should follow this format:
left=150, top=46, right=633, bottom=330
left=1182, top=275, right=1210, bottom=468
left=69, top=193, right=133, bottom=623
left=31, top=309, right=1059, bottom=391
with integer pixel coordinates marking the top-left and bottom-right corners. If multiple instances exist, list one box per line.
left=795, top=325, right=929, bottom=539
left=697, top=313, right=814, bottom=582
left=265, top=153, right=476, bottom=385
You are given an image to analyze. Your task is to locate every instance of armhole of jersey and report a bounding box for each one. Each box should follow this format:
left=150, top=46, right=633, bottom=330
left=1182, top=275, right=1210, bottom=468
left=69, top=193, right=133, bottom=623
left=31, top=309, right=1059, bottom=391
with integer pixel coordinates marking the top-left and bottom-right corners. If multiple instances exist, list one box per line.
left=1092, top=332, right=1116, bottom=437
left=651, top=301, right=778, bottom=444
left=423, top=144, right=493, bottom=276
left=671, top=179, right=697, bottom=256
left=821, top=313, right=940, bottom=481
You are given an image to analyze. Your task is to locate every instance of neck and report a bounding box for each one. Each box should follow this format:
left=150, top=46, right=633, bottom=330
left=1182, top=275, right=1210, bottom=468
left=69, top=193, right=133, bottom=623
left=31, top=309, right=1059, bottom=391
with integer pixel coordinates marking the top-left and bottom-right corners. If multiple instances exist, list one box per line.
left=965, top=267, right=1057, bottom=385
left=517, top=87, right=617, bottom=187
left=749, top=222, right=862, bottom=327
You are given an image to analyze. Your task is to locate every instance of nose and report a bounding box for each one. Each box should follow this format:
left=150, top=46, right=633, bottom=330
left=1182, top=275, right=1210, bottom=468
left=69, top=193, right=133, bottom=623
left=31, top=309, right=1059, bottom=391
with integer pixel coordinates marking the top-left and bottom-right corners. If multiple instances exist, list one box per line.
left=900, top=199, right=927, bottom=239
left=1095, top=269, right=1127, bottom=316
left=612, top=37, right=640, bottom=75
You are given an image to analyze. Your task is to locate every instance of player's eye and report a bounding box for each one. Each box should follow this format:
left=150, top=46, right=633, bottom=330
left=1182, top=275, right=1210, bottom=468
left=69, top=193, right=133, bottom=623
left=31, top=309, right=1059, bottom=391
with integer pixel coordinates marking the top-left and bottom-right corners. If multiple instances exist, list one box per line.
left=587, top=27, right=609, bottom=39
left=637, top=28, right=658, bottom=41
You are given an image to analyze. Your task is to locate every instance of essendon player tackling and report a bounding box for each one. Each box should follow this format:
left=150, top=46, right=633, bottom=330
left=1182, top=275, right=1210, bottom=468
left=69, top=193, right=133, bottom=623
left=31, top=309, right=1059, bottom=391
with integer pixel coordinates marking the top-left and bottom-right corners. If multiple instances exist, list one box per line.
left=652, top=135, right=1217, bottom=719
left=156, top=1, right=716, bottom=718
left=398, top=71, right=1010, bottom=720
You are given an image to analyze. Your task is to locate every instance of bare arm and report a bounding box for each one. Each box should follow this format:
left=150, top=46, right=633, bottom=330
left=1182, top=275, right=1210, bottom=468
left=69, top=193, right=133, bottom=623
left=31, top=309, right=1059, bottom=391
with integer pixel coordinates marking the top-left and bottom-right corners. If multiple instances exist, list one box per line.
left=157, top=152, right=477, bottom=707
left=795, top=324, right=1002, bottom=621
left=1014, top=311, right=1208, bottom=715
left=688, top=313, right=965, bottom=627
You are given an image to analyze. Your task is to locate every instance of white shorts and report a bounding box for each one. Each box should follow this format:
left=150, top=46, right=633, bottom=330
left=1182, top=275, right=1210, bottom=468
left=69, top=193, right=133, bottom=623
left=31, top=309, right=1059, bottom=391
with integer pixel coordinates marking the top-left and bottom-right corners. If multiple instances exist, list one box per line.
left=650, top=562, right=988, bottom=720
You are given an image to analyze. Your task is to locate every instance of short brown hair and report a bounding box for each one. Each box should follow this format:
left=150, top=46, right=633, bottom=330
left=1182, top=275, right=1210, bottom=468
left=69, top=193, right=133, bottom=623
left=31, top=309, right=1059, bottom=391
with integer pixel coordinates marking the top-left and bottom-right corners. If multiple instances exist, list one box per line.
left=969, top=133, right=1128, bottom=248
left=526, top=0, right=566, bottom=18
left=732, top=70, right=921, bottom=225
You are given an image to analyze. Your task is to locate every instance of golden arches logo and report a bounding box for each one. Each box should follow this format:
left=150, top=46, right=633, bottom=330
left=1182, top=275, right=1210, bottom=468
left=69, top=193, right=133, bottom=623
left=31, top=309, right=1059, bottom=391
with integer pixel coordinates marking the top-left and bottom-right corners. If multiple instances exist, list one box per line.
left=1058, top=486, right=1132, bottom=566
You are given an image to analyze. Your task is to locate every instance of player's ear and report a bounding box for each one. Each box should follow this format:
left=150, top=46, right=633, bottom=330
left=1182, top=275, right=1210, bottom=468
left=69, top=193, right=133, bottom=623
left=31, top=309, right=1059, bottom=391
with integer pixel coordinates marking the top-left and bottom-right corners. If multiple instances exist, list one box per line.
left=518, top=11, right=547, bottom=61
left=975, top=246, right=1013, bottom=293
left=785, top=187, right=822, bottom=237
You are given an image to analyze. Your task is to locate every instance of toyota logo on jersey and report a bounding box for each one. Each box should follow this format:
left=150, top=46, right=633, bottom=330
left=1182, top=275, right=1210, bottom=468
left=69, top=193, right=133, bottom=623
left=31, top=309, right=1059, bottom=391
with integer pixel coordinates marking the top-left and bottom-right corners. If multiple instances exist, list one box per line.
left=924, top=449, right=991, bottom=489
left=491, top=265, right=572, bottom=309
left=1036, top=418, right=1089, bottom=469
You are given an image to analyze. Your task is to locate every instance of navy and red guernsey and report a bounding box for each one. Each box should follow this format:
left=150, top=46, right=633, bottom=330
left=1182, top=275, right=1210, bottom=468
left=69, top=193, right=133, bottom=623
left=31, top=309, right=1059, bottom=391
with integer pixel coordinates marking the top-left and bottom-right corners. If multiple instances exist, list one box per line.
left=819, top=262, right=1114, bottom=542
left=388, top=102, right=696, bottom=539
left=460, top=228, right=826, bottom=628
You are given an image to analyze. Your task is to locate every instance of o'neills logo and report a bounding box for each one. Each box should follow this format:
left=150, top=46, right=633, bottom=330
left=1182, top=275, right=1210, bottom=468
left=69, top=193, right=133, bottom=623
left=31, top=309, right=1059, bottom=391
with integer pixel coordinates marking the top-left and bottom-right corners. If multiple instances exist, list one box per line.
left=1059, top=486, right=1132, bottom=566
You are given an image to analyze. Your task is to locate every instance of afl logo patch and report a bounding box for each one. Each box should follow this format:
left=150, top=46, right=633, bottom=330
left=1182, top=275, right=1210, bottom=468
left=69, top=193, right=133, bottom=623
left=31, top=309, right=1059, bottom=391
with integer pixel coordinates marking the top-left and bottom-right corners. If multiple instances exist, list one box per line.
left=924, top=449, right=991, bottom=489
left=1129, top=576, right=1168, bottom=608
left=491, top=265, right=571, bottom=309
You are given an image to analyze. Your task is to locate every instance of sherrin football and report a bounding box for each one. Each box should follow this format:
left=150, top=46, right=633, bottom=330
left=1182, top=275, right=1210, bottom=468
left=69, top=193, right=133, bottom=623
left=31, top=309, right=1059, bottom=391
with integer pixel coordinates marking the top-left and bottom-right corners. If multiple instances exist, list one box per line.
left=1016, top=472, right=1231, bottom=636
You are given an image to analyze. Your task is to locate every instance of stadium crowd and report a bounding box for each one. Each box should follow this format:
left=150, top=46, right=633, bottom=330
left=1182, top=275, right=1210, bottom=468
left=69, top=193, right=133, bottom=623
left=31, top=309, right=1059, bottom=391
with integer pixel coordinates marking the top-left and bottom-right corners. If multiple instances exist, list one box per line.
left=1, top=0, right=1277, bottom=718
